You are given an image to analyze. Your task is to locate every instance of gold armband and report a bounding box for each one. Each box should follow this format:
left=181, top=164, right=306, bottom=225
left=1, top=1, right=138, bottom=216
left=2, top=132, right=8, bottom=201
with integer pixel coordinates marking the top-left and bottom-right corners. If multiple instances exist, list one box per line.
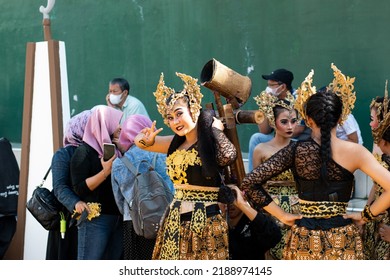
left=361, top=204, right=378, bottom=222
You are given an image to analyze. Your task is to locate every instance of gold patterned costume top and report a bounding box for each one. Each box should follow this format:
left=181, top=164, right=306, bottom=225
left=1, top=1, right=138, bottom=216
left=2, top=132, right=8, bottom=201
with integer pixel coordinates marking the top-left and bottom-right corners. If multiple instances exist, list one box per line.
left=152, top=125, right=237, bottom=260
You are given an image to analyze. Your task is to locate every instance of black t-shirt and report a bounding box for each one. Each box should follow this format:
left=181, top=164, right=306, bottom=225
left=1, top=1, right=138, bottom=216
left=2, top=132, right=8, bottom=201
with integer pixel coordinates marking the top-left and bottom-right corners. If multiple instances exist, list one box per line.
left=229, top=212, right=281, bottom=260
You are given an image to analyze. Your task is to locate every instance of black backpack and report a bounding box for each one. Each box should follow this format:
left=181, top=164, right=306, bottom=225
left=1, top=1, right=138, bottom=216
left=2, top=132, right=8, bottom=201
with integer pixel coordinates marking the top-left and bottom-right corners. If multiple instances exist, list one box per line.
left=120, top=155, right=173, bottom=239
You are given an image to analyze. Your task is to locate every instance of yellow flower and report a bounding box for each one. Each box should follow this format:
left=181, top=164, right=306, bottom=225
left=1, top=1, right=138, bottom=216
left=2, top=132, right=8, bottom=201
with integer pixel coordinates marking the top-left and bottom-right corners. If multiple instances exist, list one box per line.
left=72, top=202, right=101, bottom=221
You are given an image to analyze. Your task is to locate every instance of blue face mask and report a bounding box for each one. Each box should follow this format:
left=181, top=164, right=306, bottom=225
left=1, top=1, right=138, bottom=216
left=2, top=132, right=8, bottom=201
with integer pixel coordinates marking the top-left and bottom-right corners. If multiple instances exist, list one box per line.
left=109, top=92, right=123, bottom=105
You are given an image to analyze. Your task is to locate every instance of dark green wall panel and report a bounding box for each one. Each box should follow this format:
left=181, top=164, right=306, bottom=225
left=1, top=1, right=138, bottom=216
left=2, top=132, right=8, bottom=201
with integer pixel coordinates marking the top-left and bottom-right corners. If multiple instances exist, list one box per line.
left=2, top=0, right=390, bottom=152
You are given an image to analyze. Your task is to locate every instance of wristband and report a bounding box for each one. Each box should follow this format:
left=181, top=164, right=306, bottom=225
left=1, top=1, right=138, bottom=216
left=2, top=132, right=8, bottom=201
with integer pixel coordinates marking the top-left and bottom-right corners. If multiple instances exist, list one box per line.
left=361, top=204, right=377, bottom=222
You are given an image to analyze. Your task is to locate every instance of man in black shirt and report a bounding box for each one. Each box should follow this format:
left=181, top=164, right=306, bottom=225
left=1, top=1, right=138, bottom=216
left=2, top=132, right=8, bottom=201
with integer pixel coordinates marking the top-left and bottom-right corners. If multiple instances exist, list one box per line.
left=226, top=185, right=282, bottom=260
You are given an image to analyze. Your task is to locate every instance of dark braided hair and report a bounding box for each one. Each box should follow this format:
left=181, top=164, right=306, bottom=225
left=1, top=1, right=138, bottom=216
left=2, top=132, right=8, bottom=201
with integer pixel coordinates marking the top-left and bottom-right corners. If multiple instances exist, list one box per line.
left=305, top=90, right=342, bottom=178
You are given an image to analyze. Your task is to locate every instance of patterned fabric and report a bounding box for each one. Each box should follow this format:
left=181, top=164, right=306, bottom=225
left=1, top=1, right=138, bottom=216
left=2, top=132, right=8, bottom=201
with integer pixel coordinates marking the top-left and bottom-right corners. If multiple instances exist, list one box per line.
left=152, top=125, right=236, bottom=260
left=283, top=224, right=364, bottom=260
left=240, top=138, right=359, bottom=260
left=363, top=153, right=390, bottom=260
left=166, top=149, right=202, bottom=184
left=153, top=214, right=229, bottom=260
left=363, top=214, right=390, bottom=260
left=263, top=173, right=298, bottom=259
left=299, top=200, right=348, bottom=218
left=240, top=139, right=354, bottom=208
left=158, top=184, right=219, bottom=259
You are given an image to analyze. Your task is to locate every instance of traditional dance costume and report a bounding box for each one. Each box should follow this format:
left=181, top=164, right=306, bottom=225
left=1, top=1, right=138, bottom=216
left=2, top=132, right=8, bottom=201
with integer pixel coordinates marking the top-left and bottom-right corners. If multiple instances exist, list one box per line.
left=263, top=169, right=298, bottom=259
left=241, top=139, right=364, bottom=260
left=363, top=153, right=390, bottom=260
left=152, top=128, right=237, bottom=260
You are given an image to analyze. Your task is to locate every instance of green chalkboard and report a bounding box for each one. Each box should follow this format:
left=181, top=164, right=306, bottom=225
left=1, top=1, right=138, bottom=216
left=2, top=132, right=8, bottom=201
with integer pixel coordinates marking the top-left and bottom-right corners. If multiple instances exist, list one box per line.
left=2, top=0, right=390, bottom=153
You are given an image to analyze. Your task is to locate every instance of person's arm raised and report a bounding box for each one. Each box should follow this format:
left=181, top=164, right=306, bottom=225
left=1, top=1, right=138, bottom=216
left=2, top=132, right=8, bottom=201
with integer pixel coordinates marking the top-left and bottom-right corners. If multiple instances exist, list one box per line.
left=134, top=120, right=173, bottom=154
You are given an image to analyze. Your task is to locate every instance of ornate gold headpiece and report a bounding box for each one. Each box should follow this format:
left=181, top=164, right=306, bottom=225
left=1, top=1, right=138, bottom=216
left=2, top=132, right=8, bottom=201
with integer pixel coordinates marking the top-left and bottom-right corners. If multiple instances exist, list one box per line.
left=371, top=80, right=390, bottom=143
left=295, top=70, right=316, bottom=123
left=294, top=63, right=356, bottom=125
left=254, top=91, right=297, bottom=128
left=153, top=72, right=203, bottom=126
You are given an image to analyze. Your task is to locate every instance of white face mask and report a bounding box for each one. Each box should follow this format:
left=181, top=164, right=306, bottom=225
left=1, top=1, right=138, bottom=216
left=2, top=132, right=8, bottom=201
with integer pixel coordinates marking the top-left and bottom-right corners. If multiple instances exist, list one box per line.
left=265, top=85, right=282, bottom=97
left=109, top=92, right=123, bottom=105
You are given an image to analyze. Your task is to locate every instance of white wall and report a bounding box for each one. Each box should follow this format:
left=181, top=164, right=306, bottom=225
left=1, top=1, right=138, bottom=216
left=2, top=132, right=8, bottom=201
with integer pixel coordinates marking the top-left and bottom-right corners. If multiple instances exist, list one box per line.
left=22, top=41, right=70, bottom=260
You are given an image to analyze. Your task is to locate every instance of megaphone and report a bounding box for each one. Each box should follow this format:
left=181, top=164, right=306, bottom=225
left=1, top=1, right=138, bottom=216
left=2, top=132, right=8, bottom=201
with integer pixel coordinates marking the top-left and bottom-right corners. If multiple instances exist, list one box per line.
left=200, top=58, right=252, bottom=109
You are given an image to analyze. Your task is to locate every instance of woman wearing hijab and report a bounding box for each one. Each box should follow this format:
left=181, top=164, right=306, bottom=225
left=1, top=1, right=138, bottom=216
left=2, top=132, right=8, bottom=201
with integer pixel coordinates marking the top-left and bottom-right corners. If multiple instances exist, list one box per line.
left=46, top=109, right=92, bottom=260
left=70, top=105, right=123, bottom=260
left=111, top=114, right=174, bottom=260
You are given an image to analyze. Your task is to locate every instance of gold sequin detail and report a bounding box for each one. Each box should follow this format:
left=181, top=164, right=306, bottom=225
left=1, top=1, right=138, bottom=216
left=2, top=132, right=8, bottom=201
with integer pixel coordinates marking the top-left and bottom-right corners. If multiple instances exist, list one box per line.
left=269, top=169, right=295, bottom=182
left=174, top=188, right=219, bottom=202
left=295, top=63, right=356, bottom=125
left=166, top=148, right=201, bottom=184
left=299, top=200, right=348, bottom=218
left=190, top=206, right=207, bottom=237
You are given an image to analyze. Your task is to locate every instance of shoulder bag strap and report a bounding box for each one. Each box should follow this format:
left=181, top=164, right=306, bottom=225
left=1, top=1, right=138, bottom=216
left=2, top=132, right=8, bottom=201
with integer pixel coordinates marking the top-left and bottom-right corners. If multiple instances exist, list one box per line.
left=120, top=156, right=137, bottom=175
left=39, top=166, right=52, bottom=187
left=151, top=153, right=157, bottom=169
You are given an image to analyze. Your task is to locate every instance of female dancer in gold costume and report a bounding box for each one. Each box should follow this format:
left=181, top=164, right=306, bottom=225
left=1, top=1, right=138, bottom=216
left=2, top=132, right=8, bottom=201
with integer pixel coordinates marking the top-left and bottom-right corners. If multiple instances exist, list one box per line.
left=252, top=91, right=299, bottom=259
left=239, top=64, right=390, bottom=259
left=135, top=72, right=237, bottom=260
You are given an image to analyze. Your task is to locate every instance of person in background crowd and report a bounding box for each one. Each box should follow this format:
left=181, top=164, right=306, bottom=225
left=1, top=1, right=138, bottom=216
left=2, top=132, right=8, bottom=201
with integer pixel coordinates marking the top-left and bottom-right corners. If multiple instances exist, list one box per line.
left=46, top=110, right=92, bottom=260
left=111, top=114, right=174, bottom=260
left=239, top=64, right=390, bottom=260
left=336, top=113, right=363, bottom=144
left=135, top=72, right=237, bottom=260
left=106, top=77, right=149, bottom=123
left=248, top=68, right=311, bottom=171
left=70, top=105, right=123, bottom=260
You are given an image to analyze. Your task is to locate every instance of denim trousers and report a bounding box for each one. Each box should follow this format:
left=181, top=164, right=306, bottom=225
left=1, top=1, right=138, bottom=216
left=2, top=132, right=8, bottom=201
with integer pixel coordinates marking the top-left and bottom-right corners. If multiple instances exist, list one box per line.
left=77, top=214, right=123, bottom=260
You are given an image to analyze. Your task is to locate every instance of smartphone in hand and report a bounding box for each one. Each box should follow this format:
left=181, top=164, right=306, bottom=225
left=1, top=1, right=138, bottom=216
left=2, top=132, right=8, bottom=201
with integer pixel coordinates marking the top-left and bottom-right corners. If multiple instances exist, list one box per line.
left=103, top=143, right=116, bottom=161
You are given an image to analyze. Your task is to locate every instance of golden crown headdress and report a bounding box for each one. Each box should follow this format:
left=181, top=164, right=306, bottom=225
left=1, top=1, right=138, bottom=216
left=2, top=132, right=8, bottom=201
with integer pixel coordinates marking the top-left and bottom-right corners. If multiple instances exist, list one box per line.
left=153, top=72, right=203, bottom=126
left=371, top=80, right=390, bottom=143
left=254, top=91, right=297, bottom=128
left=295, top=63, right=356, bottom=125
